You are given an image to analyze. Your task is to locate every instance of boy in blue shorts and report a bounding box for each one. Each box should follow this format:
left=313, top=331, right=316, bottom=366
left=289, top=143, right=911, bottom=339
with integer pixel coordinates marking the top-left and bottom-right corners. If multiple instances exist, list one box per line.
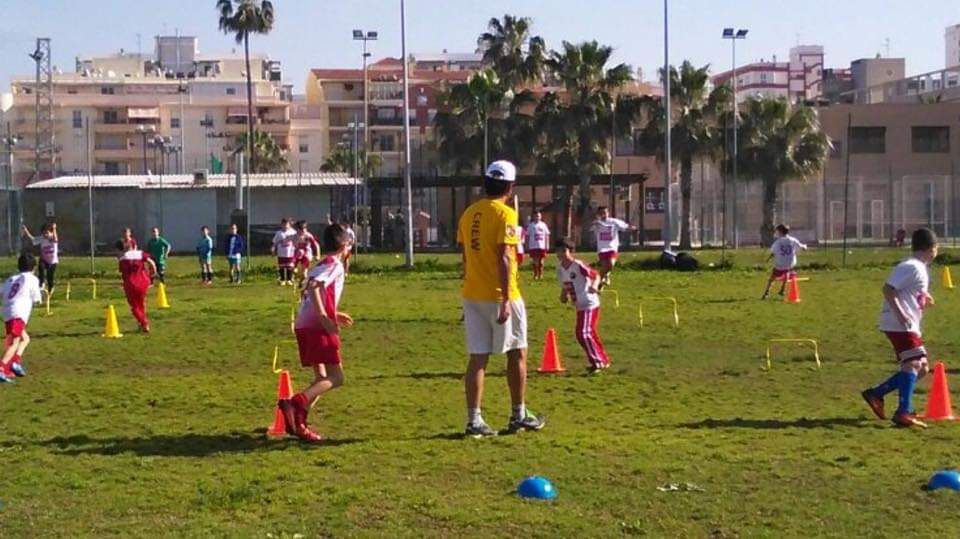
left=196, top=225, right=214, bottom=285
left=224, top=223, right=245, bottom=284
left=861, top=228, right=938, bottom=428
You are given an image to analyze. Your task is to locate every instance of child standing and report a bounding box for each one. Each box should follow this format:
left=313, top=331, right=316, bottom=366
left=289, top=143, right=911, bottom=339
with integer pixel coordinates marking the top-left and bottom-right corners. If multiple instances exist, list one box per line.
left=272, top=218, right=297, bottom=286
left=224, top=223, right=246, bottom=284
left=278, top=224, right=354, bottom=443
left=526, top=210, right=550, bottom=280
left=117, top=239, right=157, bottom=333
left=861, top=228, right=939, bottom=428
left=555, top=238, right=610, bottom=373
left=196, top=226, right=214, bottom=285
left=761, top=224, right=808, bottom=299
left=146, top=227, right=172, bottom=283
left=0, top=253, right=43, bottom=383
left=22, top=223, right=58, bottom=294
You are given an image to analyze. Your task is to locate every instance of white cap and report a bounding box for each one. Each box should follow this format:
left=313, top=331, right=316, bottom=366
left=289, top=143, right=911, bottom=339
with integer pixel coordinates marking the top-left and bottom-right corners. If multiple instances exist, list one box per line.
left=484, top=160, right=517, bottom=182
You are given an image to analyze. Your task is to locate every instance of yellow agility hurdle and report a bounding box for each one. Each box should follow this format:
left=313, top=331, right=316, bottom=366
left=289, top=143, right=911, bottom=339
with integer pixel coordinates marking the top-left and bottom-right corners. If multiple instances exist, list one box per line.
left=765, top=338, right=821, bottom=370
left=271, top=339, right=298, bottom=373
left=603, top=288, right=620, bottom=308
left=65, top=278, right=98, bottom=301
left=41, top=289, right=52, bottom=316
left=638, top=296, right=679, bottom=328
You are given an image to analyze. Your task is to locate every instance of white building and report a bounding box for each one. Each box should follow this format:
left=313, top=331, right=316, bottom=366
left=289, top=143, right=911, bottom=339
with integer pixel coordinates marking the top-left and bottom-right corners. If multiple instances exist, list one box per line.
left=946, top=24, right=960, bottom=69
left=713, top=45, right=825, bottom=103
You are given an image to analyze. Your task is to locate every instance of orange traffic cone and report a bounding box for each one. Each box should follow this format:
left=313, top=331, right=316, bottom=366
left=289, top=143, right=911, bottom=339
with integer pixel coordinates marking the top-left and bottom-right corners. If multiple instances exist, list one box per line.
left=785, top=277, right=802, bottom=304
left=266, top=370, right=294, bottom=437
left=923, top=361, right=956, bottom=421
left=537, top=328, right=566, bottom=373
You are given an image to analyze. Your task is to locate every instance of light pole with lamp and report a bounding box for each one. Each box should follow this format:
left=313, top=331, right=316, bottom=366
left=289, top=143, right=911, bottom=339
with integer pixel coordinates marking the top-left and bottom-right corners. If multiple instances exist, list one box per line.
left=353, top=29, right=377, bottom=155
left=662, top=0, right=673, bottom=250
left=722, top=27, right=748, bottom=248
left=347, top=116, right=364, bottom=248
left=136, top=124, right=156, bottom=174
left=400, top=0, right=414, bottom=266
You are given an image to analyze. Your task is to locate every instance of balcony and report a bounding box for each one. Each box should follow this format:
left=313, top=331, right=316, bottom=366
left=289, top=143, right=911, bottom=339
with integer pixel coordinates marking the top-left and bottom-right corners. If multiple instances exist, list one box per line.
left=93, top=147, right=142, bottom=160
left=94, top=122, right=161, bottom=134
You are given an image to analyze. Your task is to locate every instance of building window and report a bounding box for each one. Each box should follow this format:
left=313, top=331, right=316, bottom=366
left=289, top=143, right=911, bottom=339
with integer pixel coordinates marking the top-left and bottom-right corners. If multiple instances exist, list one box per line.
left=226, top=87, right=237, bottom=96
left=912, top=126, right=949, bottom=153
left=299, top=143, right=309, bottom=153
left=830, top=140, right=843, bottom=159
left=103, top=110, right=119, bottom=124
left=171, top=117, right=181, bottom=129
left=103, top=161, right=120, bottom=175
left=101, top=86, right=115, bottom=95
left=849, top=126, right=886, bottom=154
left=72, top=110, right=82, bottom=129
left=375, top=134, right=395, bottom=151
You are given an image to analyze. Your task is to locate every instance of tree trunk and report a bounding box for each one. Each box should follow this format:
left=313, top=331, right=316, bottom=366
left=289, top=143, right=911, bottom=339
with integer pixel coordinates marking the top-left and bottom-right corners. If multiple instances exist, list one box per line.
left=243, top=32, right=256, bottom=174
left=578, top=174, right=593, bottom=249
left=761, top=179, right=778, bottom=245
left=679, top=156, right=693, bottom=249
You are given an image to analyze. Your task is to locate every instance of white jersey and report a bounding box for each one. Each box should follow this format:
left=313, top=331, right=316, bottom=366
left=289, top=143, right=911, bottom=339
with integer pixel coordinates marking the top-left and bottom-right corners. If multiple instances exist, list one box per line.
left=771, top=235, right=806, bottom=270
left=345, top=227, right=356, bottom=252
left=879, top=257, right=929, bottom=335
left=526, top=221, right=550, bottom=251
left=557, top=258, right=600, bottom=311
left=593, top=218, right=630, bottom=254
left=272, top=228, right=297, bottom=258
left=33, top=237, right=59, bottom=265
left=1, top=272, right=42, bottom=323
left=516, top=227, right=525, bottom=255
left=295, top=256, right=346, bottom=330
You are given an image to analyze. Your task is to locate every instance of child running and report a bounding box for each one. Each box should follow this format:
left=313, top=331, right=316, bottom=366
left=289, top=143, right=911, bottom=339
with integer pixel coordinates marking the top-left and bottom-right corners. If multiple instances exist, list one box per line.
left=761, top=224, right=808, bottom=299
left=272, top=218, right=297, bottom=286
left=224, top=223, right=246, bottom=284
left=196, top=226, right=214, bottom=285
left=525, top=210, right=550, bottom=280
left=146, top=227, right=172, bottom=283
left=861, top=228, right=939, bottom=428
left=591, top=206, right=635, bottom=289
left=0, top=253, right=43, bottom=383
left=278, top=224, right=354, bottom=443
left=293, top=220, right=320, bottom=286
left=21, top=223, right=58, bottom=294
left=117, top=239, right=157, bottom=333
left=555, top=238, right=610, bottom=373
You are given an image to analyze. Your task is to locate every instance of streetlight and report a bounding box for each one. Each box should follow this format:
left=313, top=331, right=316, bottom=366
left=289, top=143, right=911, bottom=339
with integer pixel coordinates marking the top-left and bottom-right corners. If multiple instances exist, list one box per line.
left=352, top=29, right=377, bottom=155
left=722, top=27, right=748, bottom=249
left=136, top=124, right=156, bottom=174
left=2, top=132, right=21, bottom=254
left=347, top=117, right=365, bottom=246
left=400, top=0, right=414, bottom=267
left=147, top=134, right=173, bottom=231
left=663, top=0, right=672, bottom=249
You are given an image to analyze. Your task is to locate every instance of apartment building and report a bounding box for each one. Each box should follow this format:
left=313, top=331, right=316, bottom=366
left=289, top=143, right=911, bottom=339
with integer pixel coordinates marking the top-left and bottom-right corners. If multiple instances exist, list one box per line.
left=5, top=36, right=296, bottom=184
left=713, top=45, right=825, bottom=103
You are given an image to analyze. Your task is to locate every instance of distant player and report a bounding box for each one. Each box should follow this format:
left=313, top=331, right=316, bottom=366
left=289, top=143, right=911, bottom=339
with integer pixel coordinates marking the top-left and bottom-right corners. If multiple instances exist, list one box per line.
left=21, top=223, right=58, bottom=294
left=196, top=226, right=214, bottom=285
left=0, top=253, right=42, bottom=383
left=525, top=210, right=550, bottom=280
left=277, top=224, right=354, bottom=443
left=117, top=239, right=157, bottom=333
left=271, top=218, right=297, bottom=286
left=761, top=224, right=808, bottom=299
left=555, top=238, right=610, bottom=374
left=861, top=228, right=939, bottom=428
left=293, top=221, right=320, bottom=286
left=343, top=222, right=356, bottom=274
left=516, top=224, right=526, bottom=266
left=224, top=223, right=246, bottom=284
left=146, top=227, right=172, bottom=283
left=122, top=227, right=138, bottom=250
left=591, top=206, right=635, bottom=289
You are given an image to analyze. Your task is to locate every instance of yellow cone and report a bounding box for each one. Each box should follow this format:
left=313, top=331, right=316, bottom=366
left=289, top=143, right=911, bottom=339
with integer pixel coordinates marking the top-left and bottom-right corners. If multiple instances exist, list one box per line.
left=102, top=305, right=123, bottom=338
left=943, top=266, right=955, bottom=290
left=156, top=282, right=171, bottom=309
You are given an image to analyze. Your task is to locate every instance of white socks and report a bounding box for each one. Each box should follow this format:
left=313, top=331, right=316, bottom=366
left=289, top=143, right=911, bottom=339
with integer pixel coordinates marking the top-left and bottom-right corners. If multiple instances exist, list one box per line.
left=467, top=408, right=482, bottom=425
left=512, top=404, right=526, bottom=420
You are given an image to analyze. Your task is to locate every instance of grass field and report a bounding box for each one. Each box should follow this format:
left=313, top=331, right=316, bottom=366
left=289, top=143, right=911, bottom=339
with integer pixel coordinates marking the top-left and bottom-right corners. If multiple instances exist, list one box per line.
left=2, top=247, right=960, bottom=537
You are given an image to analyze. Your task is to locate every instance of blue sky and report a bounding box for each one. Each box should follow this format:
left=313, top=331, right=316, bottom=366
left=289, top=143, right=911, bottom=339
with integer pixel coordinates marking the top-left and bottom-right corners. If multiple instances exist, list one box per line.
left=2, top=1, right=960, bottom=92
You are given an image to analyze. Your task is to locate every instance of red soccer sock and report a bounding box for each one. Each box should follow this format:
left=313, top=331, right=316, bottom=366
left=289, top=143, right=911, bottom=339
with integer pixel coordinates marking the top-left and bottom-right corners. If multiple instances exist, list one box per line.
left=12, top=354, right=21, bottom=364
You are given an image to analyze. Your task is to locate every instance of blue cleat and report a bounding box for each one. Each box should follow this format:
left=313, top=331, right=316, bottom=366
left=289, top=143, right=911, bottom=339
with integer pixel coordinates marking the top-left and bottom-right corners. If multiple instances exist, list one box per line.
left=10, top=361, right=25, bottom=377
left=0, top=370, right=15, bottom=384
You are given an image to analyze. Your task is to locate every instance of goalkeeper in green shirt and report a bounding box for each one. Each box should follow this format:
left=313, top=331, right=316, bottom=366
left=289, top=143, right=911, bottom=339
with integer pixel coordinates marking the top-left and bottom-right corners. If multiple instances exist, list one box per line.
left=146, top=227, right=172, bottom=283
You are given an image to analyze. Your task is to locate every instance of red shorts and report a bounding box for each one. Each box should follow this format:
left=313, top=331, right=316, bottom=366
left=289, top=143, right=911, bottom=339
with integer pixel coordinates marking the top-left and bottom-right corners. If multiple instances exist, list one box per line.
left=884, top=331, right=927, bottom=363
left=516, top=253, right=525, bottom=265
left=598, top=251, right=619, bottom=263
left=772, top=268, right=796, bottom=281
left=529, top=249, right=547, bottom=260
left=277, top=257, right=295, bottom=269
left=295, top=328, right=342, bottom=366
left=4, top=318, right=25, bottom=340
left=294, top=255, right=312, bottom=269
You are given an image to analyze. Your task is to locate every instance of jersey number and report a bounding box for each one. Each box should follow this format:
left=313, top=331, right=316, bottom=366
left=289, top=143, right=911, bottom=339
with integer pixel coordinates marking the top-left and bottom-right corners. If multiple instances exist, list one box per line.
left=7, top=281, right=21, bottom=300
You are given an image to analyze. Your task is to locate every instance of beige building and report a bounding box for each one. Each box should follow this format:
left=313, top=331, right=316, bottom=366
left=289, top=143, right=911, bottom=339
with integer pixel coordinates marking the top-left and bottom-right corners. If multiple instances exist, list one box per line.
left=5, top=36, right=304, bottom=184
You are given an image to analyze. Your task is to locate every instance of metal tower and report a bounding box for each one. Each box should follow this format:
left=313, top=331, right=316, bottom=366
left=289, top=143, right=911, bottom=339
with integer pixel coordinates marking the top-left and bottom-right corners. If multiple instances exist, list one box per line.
left=30, top=38, right=55, bottom=182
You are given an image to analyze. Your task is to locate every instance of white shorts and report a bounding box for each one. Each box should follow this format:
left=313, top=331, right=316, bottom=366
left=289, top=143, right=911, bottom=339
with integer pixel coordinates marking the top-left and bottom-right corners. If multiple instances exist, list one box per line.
left=462, top=299, right=528, bottom=355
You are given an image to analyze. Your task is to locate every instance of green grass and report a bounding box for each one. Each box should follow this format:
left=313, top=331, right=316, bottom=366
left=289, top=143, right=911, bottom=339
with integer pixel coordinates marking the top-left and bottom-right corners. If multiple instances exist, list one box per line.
left=2, top=248, right=960, bottom=537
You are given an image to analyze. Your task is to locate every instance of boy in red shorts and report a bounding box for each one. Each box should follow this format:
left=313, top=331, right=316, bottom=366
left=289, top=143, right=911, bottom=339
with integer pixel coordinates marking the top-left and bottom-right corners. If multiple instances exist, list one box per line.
left=861, top=228, right=938, bottom=428
left=761, top=224, right=807, bottom=299
left=590, top=206, right=635, bottom=289
left=525, top=210, right=550, bottom=280
left=278, top=224, right=354, bottom=442
left=117, top=239, right=158, bottom=333
left=0, top=253, right=42, bottom=383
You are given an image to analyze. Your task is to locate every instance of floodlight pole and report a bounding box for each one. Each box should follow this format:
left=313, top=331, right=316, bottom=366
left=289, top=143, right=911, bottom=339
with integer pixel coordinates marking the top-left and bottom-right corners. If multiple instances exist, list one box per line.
left=722, top=27, right=748, bottom=248
left=400, top=0, right=414, bottom=267
left=663, top=0, right=672, bottom=250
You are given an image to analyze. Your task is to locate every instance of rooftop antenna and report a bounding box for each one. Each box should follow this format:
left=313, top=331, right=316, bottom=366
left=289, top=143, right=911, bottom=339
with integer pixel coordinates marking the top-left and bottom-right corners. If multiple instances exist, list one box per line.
left=883, top=38, right=890, bottom=58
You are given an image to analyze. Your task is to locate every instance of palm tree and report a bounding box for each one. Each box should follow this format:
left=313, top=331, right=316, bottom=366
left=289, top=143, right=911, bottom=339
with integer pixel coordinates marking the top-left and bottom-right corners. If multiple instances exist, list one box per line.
left=478, top=15, right=546, bottom=88
left=735, top=97, right=830, bottom=244
left=217, top=0, right=275, bottom=173
left=235, top=130, right=287, bottom=173
left=536, top=41, right=642, bottom=241
left=638, top=61, right=731, bottom=249
left=320, top=146, right=383, bottom=178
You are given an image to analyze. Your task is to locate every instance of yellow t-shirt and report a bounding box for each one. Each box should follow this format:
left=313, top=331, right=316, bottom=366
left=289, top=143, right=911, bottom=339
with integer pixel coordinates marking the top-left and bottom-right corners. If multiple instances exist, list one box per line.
left=457, top=198, right=521, bottom=302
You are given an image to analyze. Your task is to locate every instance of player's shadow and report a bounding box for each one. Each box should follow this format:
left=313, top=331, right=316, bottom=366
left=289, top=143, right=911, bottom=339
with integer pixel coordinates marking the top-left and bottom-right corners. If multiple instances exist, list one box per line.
left=677, top=417, right=870, bottom=430
left=702, top=298, right=749, bottom=304
left=33, top=329, right=103, bottom=338
left=362, top=371, right=502, bottom=381
left=38, top=431, right=362, bottom=457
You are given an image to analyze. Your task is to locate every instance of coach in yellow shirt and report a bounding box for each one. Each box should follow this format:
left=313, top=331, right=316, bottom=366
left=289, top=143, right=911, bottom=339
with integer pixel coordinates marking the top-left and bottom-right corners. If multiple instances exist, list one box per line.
left=457, top=160, right=545, bottom=438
